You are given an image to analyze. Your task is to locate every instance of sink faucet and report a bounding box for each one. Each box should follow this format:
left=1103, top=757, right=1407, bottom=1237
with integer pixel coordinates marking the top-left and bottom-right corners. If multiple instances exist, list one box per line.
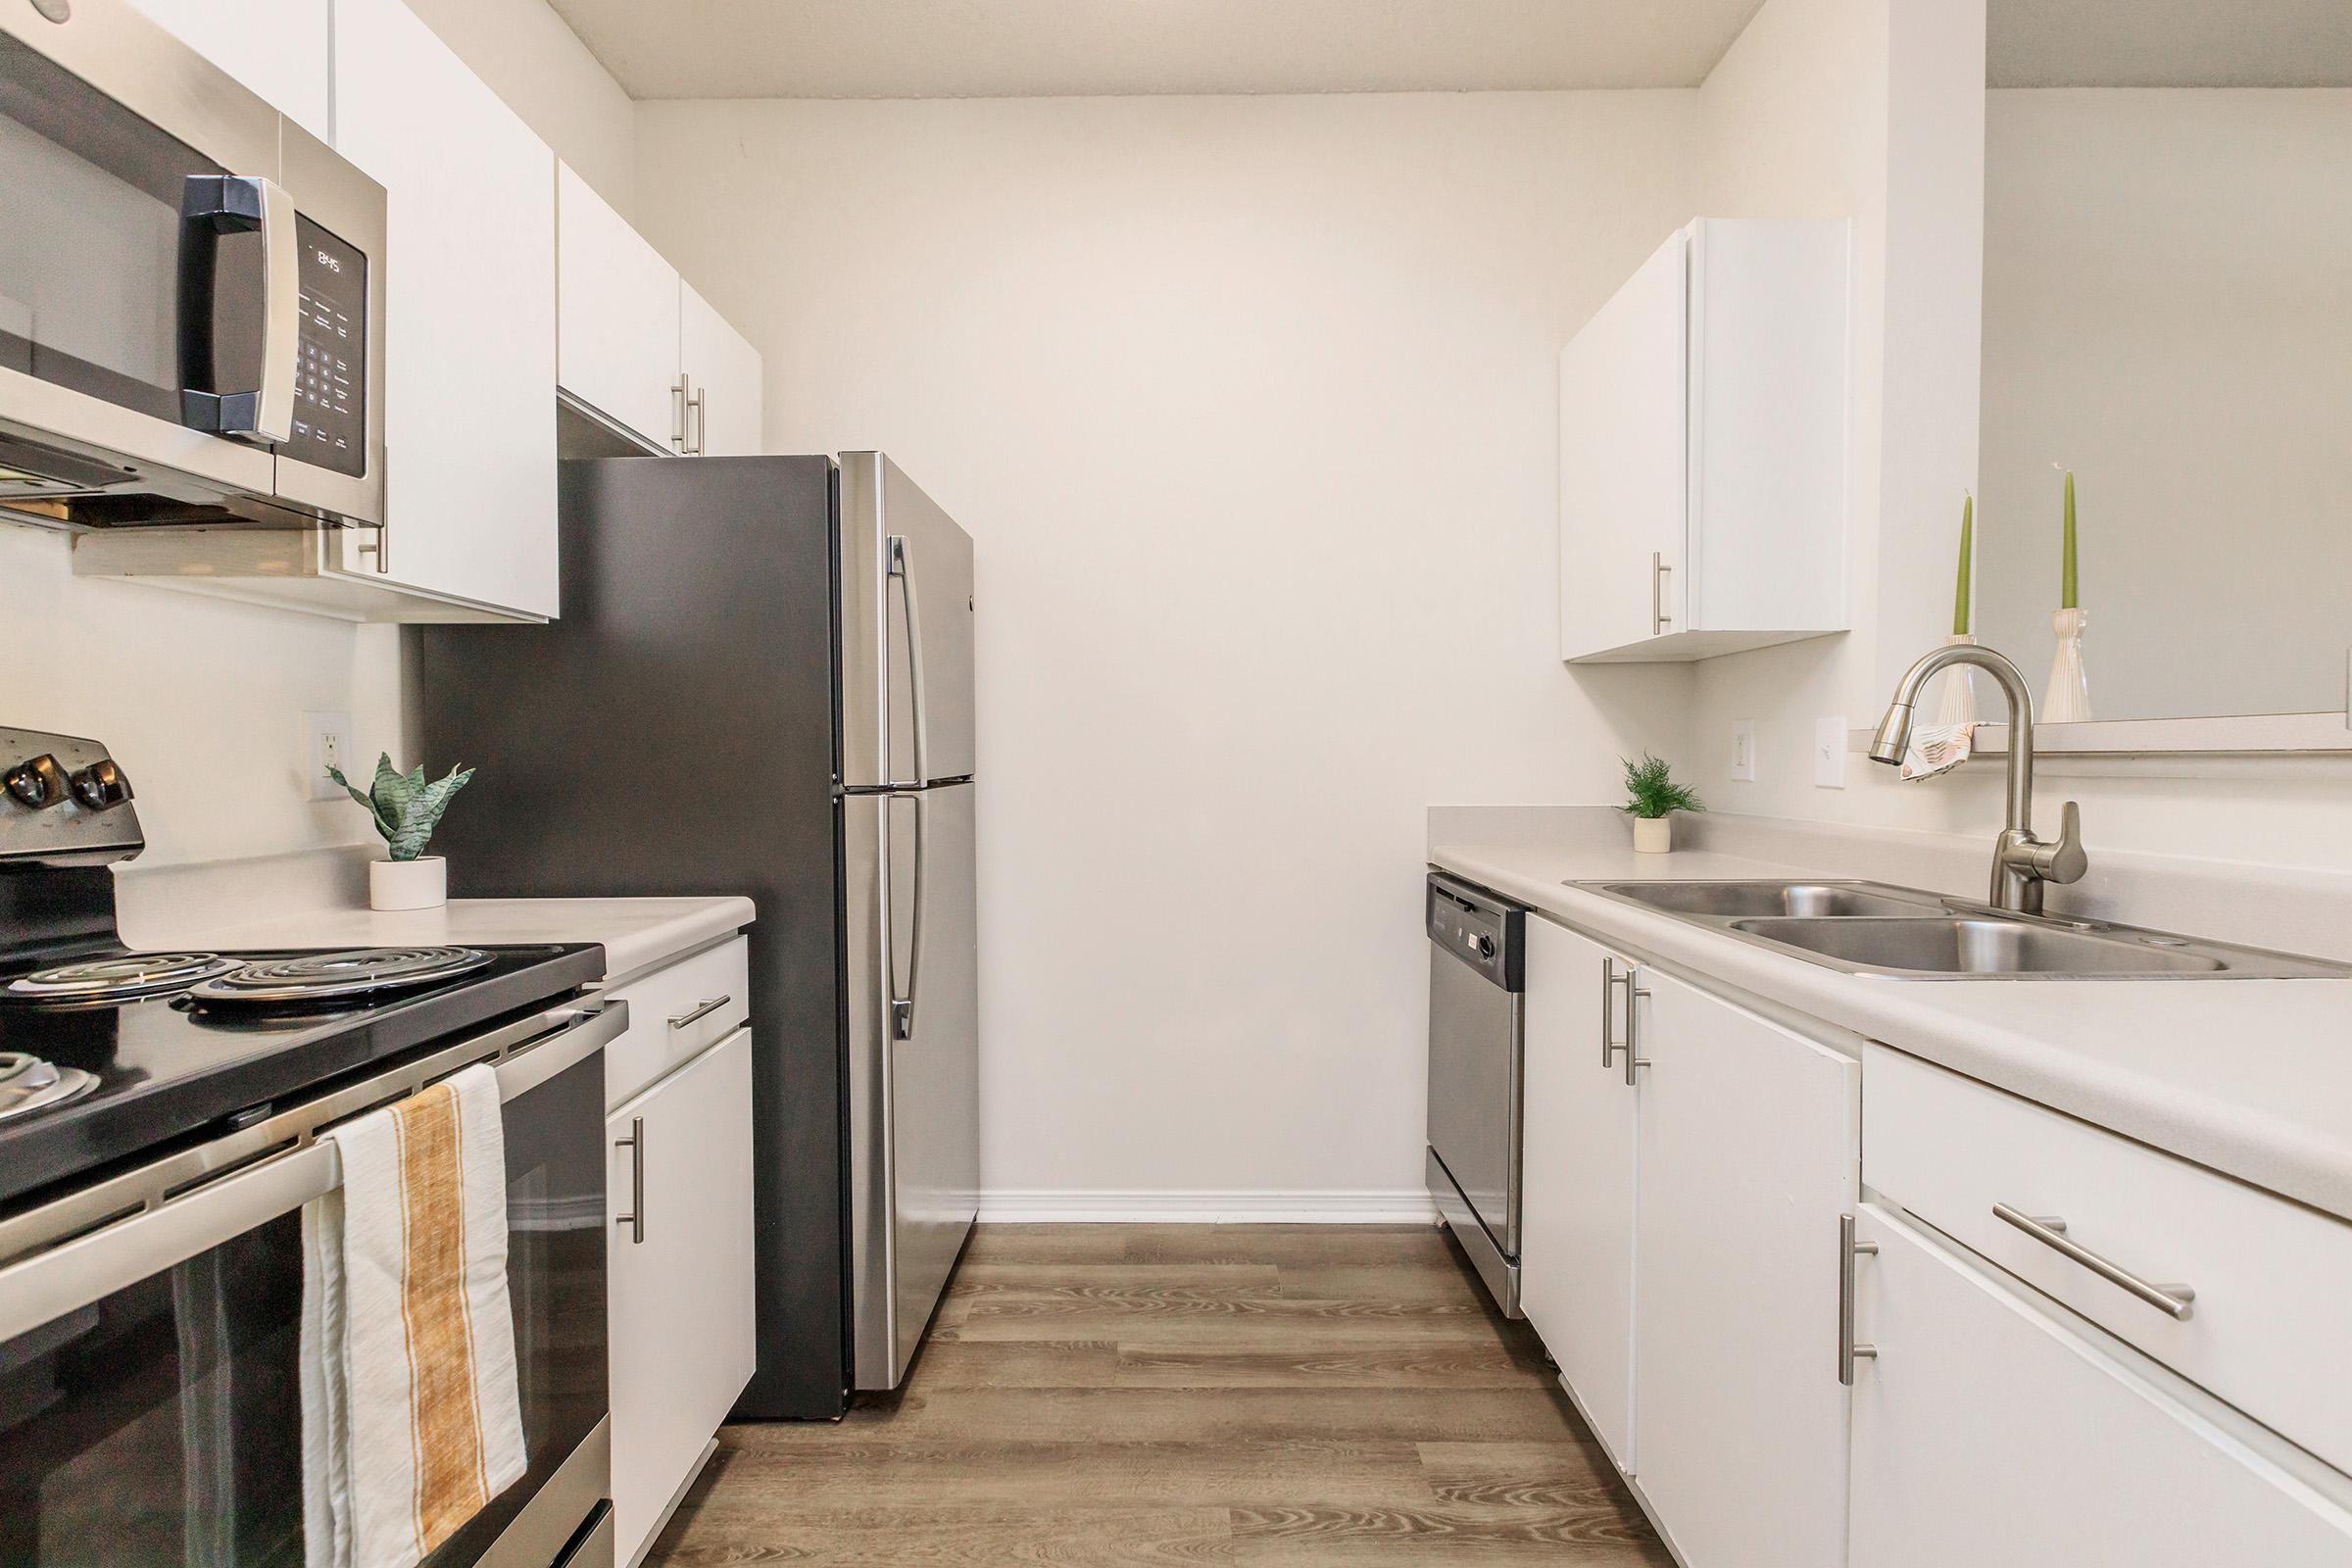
left=1866, top=643, right=2087, bottom=914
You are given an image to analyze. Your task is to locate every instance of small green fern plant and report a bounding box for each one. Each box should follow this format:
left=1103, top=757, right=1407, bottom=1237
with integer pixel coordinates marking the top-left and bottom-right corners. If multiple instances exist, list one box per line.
left=1620, top=754, right=1704, bottom=820
left=329, top=753, right=474, bottom=861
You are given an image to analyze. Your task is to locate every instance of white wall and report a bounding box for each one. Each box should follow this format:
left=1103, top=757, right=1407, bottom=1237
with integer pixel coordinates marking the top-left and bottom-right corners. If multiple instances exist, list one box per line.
left=1977, top=88, right=2352, bottom=721
left=404, top=0, right=637, bottom=219
left=634, top=91, right=1700, bottom=1209
left=1, top=531, right=405, bottom=867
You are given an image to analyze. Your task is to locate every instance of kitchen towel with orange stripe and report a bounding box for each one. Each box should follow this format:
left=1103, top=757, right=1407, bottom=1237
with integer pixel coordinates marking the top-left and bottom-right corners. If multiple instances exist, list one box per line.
left=300, top=1064, right=527, bottom=1568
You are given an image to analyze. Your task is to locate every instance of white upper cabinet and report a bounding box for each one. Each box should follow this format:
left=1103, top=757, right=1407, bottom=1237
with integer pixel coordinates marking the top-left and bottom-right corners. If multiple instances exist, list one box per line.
left=1518, top=917, right=1640, bottom=1473
left=558, top=166, right=686, bottom=450
left=329, top=0, right=559, bottom=620
left=128, top=0, right=331, bottom=141
left=680, top=282, right=763, bottom=457
left=558, top=168, right=763, bottom=457
left=1560, top=219, right=1850, bottom=663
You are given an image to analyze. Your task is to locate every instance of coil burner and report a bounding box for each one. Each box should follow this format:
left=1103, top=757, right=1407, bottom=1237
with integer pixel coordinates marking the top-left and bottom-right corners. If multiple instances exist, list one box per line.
left=3, top=953, right=244, bottom=1004
left=185, top=947, right=494, bottom=1006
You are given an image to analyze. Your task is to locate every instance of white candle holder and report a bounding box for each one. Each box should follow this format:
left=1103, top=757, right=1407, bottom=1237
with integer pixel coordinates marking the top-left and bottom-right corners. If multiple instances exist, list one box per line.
left=2042, top=608, right=2092, bottom=724
left=1934, top=632, right=1980, bottom=728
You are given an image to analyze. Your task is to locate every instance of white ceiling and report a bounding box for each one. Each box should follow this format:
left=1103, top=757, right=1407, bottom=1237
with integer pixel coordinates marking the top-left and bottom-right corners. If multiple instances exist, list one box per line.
left=542, top=0, right=1771, bottom=101
left=1989, top=0, right=2352, bottom=88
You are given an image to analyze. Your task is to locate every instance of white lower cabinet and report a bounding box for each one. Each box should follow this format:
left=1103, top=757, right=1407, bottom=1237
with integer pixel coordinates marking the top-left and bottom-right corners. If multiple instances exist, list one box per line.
left=1848, top=1203, right=2352, bottom=1567
left=1518, top=918, right=1639, bottom=1471
left=1632, top=971, right=1857, bottom=1568
left=1512, top=907, right=2352, bottom=1568
left=608, top=1027, right=756, bottom=1566
left=1519, top=925, right=1859, bottom=1567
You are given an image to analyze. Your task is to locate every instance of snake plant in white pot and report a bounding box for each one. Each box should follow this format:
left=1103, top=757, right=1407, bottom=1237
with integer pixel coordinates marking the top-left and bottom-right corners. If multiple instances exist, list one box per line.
left=330, top=754, right=475, bottom=910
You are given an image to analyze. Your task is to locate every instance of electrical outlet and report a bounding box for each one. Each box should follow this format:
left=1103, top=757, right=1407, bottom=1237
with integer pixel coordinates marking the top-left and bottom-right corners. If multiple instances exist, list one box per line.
left=1815, top=716, right=1847, bottom=789
left=305, top=710, right=353, bottom=802
left=1729, top=719, right=1757, bottom=782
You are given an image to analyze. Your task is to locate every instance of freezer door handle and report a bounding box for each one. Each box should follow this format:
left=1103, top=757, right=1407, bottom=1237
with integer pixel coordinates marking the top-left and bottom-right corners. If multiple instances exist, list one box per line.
left=888, top=535, right=932, bottom=786
left=886, top=790, right=929, bottom=1040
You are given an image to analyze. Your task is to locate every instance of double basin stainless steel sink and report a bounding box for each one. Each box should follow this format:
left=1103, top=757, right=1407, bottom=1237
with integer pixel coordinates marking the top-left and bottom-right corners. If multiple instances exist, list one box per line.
left=1568, top=879, right=2352, bottom=980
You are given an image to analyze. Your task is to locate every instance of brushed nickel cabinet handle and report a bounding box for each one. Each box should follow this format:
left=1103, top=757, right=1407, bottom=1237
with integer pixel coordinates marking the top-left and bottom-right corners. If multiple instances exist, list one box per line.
left=1624, top=973, right=1652, bottom=1089
left=1651, top=552, right=1674, bottom=634
left=1993, top=1203, right=2195, bottom=1320
left=1599, top=957, right=1632, bottom=1068
left=667, top=995, right=730, bottom=1030
left=670, top=374, right=691, bottom=452
left=613, top=1116, right=645, bottom=1245
left=1839, top=1212, right=1878, bottom=1386
left=357, top=520, right=388, bottom=575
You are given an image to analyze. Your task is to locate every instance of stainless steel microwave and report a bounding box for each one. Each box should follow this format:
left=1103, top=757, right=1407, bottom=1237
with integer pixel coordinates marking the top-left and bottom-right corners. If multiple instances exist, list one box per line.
left=0, top=0, right=385, bottom=531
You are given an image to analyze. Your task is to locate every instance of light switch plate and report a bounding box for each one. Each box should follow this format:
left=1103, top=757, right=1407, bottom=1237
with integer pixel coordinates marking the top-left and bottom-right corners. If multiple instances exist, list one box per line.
left=1730, top=719, right=1757, bottom=782
left=1814, top=716, right=1846, bottom=789
left=304, top=710, right=352, bottom=802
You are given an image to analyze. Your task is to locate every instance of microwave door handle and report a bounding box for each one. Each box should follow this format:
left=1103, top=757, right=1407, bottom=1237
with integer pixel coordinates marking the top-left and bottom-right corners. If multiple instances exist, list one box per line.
left=179, top=174, right=299, bottom=444
left=887, top=535, right=931, bottom=786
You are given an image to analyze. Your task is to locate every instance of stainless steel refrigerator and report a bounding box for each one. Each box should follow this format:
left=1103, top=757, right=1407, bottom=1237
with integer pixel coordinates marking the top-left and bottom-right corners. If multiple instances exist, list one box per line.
left=418, top=451, right=980, bottom=1419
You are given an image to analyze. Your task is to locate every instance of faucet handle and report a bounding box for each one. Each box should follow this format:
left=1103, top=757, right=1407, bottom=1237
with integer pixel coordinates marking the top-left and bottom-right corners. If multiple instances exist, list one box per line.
left=2030, top=801, right=2089, bottom=886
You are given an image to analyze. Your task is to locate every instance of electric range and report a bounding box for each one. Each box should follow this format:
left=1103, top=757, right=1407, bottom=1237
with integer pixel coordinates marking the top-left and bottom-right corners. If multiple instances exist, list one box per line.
left=0, top=725, right=619, bottom=1568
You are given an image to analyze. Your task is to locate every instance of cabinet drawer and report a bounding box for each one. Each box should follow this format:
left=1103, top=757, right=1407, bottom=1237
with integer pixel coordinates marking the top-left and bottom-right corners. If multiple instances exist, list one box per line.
left=604, top=936, right=750, bottom=1108
left=1865, top=1044, right=2352, bottom=1475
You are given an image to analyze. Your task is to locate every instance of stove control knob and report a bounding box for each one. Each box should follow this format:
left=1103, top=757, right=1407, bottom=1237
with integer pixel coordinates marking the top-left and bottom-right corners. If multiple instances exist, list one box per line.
left=5, top=754, right=69, bottom=809
left=71, top=759, right=133, bottom=810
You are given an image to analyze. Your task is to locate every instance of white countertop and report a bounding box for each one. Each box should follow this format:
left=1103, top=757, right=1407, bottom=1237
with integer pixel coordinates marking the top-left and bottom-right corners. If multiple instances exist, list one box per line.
left=127, top=894, right=756, bottom=988
left=1430, top=835, right=2352, bottom=1224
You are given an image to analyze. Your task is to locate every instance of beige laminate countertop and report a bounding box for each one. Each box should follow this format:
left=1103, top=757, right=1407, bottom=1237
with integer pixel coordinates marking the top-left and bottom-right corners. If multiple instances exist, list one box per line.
left=1431, top=838, right=2352, bottom=1225
left=125, top=895, right=756, bottom=989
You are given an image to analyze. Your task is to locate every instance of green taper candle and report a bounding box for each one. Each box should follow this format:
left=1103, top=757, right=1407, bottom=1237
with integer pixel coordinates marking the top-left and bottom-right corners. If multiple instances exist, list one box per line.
left=2060, top=468, right=2078, bottom=610
left=1952, top=492, right=1974, bottom=636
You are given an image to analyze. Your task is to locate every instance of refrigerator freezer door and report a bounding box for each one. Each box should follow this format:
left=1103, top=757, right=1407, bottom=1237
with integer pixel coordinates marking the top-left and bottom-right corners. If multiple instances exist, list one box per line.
left=846, top=780, right=980, bottom=1390
left=839, top=453, right=977, bottom=789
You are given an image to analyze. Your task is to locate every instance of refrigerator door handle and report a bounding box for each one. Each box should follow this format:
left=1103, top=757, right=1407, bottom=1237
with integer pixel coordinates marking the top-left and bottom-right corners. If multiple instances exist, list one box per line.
left=887, top=790, right=929, bottom=1041
left=887, top=535, right=932, bottom=786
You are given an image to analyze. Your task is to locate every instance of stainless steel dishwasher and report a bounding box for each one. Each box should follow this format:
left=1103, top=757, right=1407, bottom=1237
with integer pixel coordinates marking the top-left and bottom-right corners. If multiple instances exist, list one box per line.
left=1424, top=871, right=1526, bottom=1316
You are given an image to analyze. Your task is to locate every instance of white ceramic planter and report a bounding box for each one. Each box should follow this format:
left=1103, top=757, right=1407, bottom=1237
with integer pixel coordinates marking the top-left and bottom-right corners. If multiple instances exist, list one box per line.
left=369, top=856, right=447, bottom=911
left=1632, top=816, right=1674, bottom=855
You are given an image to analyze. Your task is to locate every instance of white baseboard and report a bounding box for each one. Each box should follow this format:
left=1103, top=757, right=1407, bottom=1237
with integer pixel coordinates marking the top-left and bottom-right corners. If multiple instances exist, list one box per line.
left=976, top=1189, right=1441, bottom=1224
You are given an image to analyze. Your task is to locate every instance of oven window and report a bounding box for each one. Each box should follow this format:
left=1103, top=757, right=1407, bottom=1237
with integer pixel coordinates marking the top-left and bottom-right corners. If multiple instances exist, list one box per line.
left=0, top=32, right=259, bottom=426
left=0, top=1050, right=608, bottom=1566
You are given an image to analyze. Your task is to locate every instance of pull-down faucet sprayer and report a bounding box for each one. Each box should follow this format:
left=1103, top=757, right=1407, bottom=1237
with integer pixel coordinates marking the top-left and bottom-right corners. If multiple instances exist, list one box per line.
left=1868, top=642, right=2087, bottom=914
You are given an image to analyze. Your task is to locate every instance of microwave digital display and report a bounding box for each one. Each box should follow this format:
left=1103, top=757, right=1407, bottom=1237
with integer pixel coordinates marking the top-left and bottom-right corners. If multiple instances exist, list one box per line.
left=291, top=215, right=365, bottom=478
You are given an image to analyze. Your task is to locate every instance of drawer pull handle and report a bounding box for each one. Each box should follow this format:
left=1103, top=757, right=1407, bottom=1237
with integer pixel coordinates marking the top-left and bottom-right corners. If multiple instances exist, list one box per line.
left=667, top=995, right=731, bottom=1030
left=1992, top=1203, right=2195, bottom=1321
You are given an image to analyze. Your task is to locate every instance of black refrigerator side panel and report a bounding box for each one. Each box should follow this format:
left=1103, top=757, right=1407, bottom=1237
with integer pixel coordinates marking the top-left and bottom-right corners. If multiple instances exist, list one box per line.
left=417, top=454, right=852, bottom=1419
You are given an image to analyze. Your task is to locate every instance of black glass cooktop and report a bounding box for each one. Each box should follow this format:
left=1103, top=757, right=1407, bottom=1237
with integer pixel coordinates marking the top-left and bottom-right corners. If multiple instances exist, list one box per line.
left=0, top=943, right=603, bottom=1211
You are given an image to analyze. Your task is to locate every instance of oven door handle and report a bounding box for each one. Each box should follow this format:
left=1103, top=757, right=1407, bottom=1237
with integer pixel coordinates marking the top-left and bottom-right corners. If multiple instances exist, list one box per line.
left=0, top=1001, right=626, bottom=1346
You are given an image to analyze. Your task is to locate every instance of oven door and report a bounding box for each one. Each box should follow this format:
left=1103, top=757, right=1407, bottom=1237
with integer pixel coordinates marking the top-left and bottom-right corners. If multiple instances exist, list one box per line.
left=0, top=0, right=382, bottom=529
left=0, top=1002, right=620, bottom=1568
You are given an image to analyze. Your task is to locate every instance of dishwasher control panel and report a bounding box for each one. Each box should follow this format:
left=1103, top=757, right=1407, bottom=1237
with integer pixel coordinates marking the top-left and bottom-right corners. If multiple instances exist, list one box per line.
left=1427, top=872, right=1524, bottom=991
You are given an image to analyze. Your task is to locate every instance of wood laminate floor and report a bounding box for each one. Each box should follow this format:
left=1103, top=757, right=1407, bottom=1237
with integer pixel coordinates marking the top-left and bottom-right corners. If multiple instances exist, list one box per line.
left=647, top=1223, right=1669, bottom=1564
